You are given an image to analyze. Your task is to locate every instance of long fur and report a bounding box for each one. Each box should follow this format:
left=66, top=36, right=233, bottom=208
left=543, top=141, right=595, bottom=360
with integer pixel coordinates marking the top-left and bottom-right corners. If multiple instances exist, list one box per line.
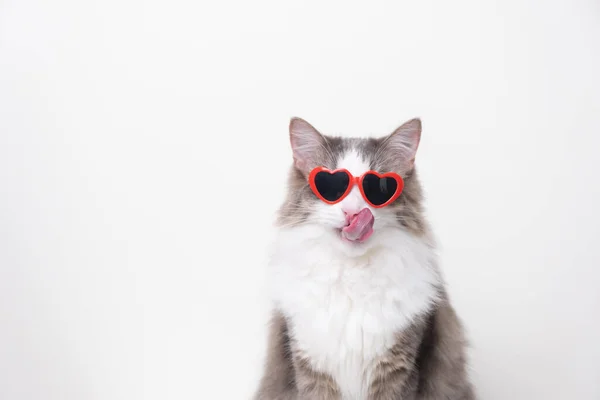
left=254, top=118, right=475, bottom=400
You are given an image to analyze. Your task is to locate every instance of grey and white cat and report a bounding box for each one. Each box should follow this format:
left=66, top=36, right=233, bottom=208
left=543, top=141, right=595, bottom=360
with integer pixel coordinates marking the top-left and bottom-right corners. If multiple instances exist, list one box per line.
left=254, top=118, right=475, bottom=400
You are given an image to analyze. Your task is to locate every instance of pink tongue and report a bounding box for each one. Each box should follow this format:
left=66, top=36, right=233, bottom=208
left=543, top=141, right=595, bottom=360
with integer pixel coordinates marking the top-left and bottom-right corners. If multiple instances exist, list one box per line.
left=342, top=208, right=375, bottom=243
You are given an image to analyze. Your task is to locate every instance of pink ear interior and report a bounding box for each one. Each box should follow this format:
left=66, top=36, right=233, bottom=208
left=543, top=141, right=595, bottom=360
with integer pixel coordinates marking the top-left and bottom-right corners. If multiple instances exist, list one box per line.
left=289, top=117, right=325, bottom=173
left=382, top=118, right=422, bottom=171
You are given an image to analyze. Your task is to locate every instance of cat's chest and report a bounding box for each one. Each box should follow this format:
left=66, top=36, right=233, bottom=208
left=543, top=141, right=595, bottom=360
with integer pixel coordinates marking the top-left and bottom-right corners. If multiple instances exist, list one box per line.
left=287, top=266, right=404, bottom=399
left=269, top=233, right=438, bottom=399
left=288, top=262, right=404, bottom=362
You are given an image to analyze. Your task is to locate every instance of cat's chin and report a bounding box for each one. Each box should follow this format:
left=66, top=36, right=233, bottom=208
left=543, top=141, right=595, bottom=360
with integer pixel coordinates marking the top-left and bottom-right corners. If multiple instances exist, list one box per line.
left=325, top=228, right=378, bottom=258
left=340, top=227, right=374, bottom=243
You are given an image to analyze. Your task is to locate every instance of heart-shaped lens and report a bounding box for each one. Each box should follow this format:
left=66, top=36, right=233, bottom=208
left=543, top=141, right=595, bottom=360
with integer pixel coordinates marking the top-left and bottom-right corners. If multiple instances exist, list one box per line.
left=313, top=170, right=351, bottom=202
left=361, top=173, right=399, bottom=206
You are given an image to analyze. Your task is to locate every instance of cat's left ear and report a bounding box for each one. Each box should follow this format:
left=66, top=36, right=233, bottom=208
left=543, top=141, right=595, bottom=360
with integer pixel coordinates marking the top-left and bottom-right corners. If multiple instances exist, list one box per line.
left=380, top=118, right=422, bottom=172
left=289, top=117, right=327, bottom=174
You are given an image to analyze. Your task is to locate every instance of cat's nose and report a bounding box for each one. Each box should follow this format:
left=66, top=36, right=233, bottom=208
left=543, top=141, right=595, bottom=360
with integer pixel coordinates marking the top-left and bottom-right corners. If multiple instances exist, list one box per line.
left=343, top=209, right=361, bottom=225
left=343, top=210, right=356, bottom=225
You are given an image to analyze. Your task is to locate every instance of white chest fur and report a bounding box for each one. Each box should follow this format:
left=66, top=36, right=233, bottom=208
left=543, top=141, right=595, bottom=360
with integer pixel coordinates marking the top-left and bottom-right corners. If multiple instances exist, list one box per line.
left=268, top=225, right=440, bottom=399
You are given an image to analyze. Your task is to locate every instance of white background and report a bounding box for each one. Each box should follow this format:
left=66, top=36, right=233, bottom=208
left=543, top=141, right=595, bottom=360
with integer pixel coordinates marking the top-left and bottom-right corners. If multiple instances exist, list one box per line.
left=1, top=0, right=599, bottom=399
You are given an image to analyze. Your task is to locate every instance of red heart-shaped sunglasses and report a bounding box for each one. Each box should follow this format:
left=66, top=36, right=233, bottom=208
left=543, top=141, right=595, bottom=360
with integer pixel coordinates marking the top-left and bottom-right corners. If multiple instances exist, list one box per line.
left=308, top=167, right=404, bottom=208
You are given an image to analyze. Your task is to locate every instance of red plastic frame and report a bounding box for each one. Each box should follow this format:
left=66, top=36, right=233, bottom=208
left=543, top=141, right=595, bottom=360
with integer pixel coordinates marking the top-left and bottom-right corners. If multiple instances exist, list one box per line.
left=308, top=167, right=404, bottom=208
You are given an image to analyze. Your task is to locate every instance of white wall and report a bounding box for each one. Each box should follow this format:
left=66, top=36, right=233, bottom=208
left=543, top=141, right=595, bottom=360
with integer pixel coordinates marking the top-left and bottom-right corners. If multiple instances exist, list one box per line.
left=1, top=0, right=599, bottom=399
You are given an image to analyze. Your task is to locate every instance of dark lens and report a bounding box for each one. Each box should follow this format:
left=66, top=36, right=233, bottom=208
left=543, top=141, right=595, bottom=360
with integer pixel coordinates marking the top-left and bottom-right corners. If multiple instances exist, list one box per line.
left=314, top=171, right=350, bottom=202
left=361, top=173, right=398, bottom=206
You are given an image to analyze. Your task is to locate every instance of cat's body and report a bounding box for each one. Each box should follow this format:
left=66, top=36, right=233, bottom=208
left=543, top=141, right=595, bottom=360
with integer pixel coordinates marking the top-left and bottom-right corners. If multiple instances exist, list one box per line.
left=255, top=118, right=474, bottom=400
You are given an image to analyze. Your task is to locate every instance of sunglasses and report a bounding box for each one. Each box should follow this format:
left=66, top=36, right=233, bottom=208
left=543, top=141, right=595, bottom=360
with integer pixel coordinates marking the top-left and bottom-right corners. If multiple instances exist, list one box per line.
left=308, top=167, right=404, bottom=208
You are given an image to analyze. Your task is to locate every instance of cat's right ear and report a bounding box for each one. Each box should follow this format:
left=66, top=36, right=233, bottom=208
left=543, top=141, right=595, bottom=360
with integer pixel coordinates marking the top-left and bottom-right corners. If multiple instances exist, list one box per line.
left=289, top=117, right=326, bottom=174
left=380, top=118, right=422, bottom=173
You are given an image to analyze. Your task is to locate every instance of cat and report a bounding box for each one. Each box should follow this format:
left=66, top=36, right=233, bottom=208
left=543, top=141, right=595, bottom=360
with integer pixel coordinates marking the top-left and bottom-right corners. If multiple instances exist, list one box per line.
left=254, top=117, right=475, bottom=400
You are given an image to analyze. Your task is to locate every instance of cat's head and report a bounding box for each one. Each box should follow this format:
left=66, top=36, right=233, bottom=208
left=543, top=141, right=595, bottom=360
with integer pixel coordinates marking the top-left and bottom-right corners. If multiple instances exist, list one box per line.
left=278, top=117, right=428, bottom=248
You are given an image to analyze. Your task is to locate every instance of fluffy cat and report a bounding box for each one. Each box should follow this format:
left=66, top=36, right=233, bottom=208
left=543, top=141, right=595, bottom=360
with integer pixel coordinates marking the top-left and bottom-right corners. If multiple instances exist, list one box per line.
left=254, top=118, right=475, bottom=400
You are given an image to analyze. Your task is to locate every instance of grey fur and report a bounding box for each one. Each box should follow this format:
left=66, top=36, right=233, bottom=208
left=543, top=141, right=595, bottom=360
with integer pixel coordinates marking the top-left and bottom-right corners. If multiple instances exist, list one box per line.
left=256, top=118, right=475, bottom=400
